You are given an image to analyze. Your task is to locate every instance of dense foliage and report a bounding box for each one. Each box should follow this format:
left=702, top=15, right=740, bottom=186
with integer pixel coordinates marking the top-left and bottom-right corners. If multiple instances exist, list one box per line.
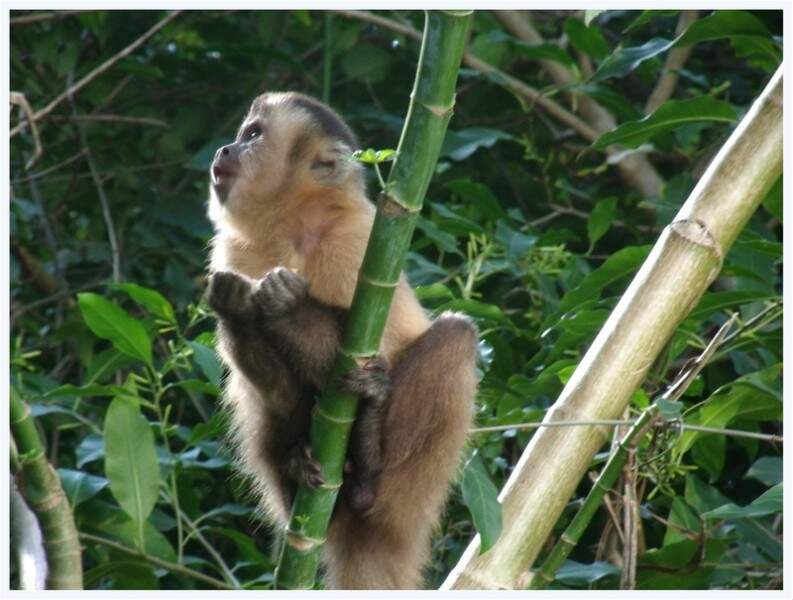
left=10, top=9, right=782, bottom=590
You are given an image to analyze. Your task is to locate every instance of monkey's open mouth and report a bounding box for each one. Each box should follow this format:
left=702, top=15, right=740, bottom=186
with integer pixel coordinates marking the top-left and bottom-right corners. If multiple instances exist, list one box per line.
left=212, top=164, right=236, bottom=184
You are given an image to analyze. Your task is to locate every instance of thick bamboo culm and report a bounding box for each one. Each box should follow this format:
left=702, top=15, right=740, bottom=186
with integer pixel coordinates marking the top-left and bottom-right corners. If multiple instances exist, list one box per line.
left=443, top=65, right=782, bottom=590
left=274, top=10, right=471, bottom=589
left=10, top=389, right=83, bottom=589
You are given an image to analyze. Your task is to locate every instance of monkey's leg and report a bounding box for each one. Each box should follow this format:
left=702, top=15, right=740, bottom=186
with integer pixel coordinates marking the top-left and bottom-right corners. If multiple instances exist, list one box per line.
left=325, top=312, right=478, bottom=589
left=339, top=358, right=390, bottom=515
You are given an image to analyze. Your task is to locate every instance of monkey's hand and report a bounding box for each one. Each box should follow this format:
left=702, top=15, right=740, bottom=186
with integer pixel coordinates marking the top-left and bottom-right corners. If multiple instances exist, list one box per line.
left=341, top=357, right=391, bottom=403
left=207, top=271, right=257, bottom=320
left=253, top=267, right=310, bottom=318
left=282, top=439, right=326, bottom=489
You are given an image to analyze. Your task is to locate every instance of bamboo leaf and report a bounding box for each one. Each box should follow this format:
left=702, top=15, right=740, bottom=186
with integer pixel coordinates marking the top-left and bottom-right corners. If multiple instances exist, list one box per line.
left=441, top=127, right=514, bottom=161
left=78, top=292, right=153, bottom=366
left=461, top=452, right=503, bottom=554
left=591, top=97, right=736, bottom=150
left=104, top=396, right=160, bottom=541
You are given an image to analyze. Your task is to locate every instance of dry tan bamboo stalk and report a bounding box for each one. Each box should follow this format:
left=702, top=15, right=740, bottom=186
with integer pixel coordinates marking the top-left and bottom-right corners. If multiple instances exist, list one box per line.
left=442, top=65, right=782, bottom=590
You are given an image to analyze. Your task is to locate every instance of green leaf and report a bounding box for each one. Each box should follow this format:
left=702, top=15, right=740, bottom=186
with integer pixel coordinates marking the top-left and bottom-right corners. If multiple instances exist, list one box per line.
left=57, top=468, right=109, bottom=507
left=587, top=197, right=617, bottom=248
left=441, top=127, right=514, bottom=161
left=702, top=484, right=782, bottom=520
left=556, top=560, right=620, bottom=585
left=78, top=293, right=152, bottom=366
left=592, top=37, right=675, bottom=81
left=676, top=10, right=780, bottom=69
left=762, top=176, right=782, bottom=221
left=188, top=340, right=223, bottom=388
left=111, top=283, right=176, bottom=323
left=104, top=396, right=161, bottom=537
left=341, top=44, right=392, bottom=84
left=663, top=497, right=700, bottom=545
left=446, top=179, right=508, bottom=221
left=744, top=456, right=782, bottom=487
left=584, top=10, right=607, bottom=26
left=461, top=452, right=502, bottom=553
left=440, top=299, right=505, bottom=322
left=592, top=97, right=736, bottom=150
left=564, top=19, right=609, bottom=60
left=552, top=245, right=651, bottom=321
left=624, top=10, right=679, bottom=33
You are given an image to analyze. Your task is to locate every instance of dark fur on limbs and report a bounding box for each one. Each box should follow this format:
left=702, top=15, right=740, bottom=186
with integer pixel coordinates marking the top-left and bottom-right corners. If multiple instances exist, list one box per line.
left=207, top=267, right=387, bottom=512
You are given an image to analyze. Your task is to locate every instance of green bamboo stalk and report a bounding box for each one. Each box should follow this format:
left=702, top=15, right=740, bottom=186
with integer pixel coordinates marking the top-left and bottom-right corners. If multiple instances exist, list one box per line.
left=10, top=388, right=83, bottom=589
left=529, top=315, right=737, bottom=589
left=274, top=10, right=472, bottom=589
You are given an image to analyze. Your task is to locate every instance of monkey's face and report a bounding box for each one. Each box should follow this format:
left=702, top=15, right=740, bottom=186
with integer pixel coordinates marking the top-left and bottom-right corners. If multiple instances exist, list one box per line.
left=209, top=92, right=362, bottom=236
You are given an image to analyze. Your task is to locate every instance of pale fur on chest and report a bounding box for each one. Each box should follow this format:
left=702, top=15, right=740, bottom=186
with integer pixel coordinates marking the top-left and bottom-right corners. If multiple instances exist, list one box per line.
left=209, top=202, right=430, bottom=360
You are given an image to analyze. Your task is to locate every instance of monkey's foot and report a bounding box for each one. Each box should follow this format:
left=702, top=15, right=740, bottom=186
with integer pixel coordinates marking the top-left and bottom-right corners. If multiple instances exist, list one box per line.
left=341, top=357, right=390, bottom=403
left=207, top=271, right=255, bottom=318
left=284, top=442, right=325, bottom=489
left=253, top=267, right=309, bottom=317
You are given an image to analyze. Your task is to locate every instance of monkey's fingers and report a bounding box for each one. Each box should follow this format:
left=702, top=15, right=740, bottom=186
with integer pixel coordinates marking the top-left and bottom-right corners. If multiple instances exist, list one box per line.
left=207, top=271, right=254, bottom=317
left=254, top=267, right=309, bottom=316
left=341, top=357, right=391, bottom=403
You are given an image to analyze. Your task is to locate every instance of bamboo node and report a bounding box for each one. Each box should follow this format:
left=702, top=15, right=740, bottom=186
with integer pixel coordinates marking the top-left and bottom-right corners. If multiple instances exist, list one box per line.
left=423, top=102, right=454, bottom=118
left=285, top=531, right=324, bottom=552
left=312, top=403, right=356, bottom=425
left=669, top=219, right=722, bottom=260
left=377, top=191, right=418, bottom=214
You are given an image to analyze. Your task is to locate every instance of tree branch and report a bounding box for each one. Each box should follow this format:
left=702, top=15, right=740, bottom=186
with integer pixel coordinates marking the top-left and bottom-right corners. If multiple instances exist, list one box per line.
left=10, top=11, right=180, bottom=138
left=494, top=10, right=664, bottom=198
left=644, top=11, right=699, bottom=114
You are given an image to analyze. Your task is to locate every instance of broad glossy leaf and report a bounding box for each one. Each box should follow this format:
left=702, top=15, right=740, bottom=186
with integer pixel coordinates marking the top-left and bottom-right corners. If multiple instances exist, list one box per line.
left=564, top=18, right=609, bottom=60
left=744, top=456, right=782, bottom=487
left=446, top=179, right=508, bottom=221
left=78, top=293, right=152, bottom=366
left=587, top=197, right=617, bottom=248
left=441, top=127, right=514, bottom=161
left=104, top=396, right=160, bottom=528
left=188, top=340, right=223, bottom=388
left=702, top=484, right=781, bottom=520
left=624, top=10, right=679, bottom=33
left=461, top=452, right=502, bottom=553
left=556, top=560, right=620, bottom=585
left=663, top=497, right=700, bottom=545
left=592, top=97, right=736, bottom=150
left=592, top=37, right=675, bottom=81
left=58, top=468, right=109, bottom=507
left=551, top=245, right=650, bottom=321
left=111, top=283, right=176, bottom=323
left=676, top=10, right=780, bottom=69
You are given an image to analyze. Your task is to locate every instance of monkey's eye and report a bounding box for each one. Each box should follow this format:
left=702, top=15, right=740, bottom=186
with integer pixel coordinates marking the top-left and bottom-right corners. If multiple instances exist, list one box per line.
left=242, top=123, right=262, bottom=141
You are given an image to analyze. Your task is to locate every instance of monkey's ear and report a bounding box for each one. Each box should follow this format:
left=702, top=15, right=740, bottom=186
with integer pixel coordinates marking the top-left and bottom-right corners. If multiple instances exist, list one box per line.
left=310, top=143, right=359, bottom=184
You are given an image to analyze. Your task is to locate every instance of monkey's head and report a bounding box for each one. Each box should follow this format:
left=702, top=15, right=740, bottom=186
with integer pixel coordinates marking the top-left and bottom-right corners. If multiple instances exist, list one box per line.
left=208, top=92, right=364, bottom=237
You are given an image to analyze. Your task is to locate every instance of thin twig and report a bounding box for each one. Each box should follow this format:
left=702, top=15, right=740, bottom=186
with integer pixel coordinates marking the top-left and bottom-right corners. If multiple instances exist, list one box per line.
left=10, top=150, right=86, bottom=185
left=10, top=10, right=91, bottom=26
left=333, top=10, right=600, bottom=142
left=79, top=533, right=232, bottom=589
left=68, top=73, right=122, bottom=283
left=50, top=114, right=169, bottom=128
left=10, top=92, right=43, bottom=168
left=10, top=11, right=181, bottom=138
left=470, top=420, right=782, bottom=443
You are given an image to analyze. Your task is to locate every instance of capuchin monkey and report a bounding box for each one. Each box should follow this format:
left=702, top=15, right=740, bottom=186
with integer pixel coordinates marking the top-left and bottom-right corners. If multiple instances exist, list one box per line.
left=206, top=92, right=478, bottom=589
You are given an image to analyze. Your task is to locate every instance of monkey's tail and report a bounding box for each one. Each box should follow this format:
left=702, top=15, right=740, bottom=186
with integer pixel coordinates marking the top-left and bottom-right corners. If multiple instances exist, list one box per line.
left=323, top=506, right=430, bottom=589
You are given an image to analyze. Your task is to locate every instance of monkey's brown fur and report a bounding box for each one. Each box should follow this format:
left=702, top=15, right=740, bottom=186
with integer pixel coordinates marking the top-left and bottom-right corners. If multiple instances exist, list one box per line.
left=206, top=92, right=478, bottom=589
